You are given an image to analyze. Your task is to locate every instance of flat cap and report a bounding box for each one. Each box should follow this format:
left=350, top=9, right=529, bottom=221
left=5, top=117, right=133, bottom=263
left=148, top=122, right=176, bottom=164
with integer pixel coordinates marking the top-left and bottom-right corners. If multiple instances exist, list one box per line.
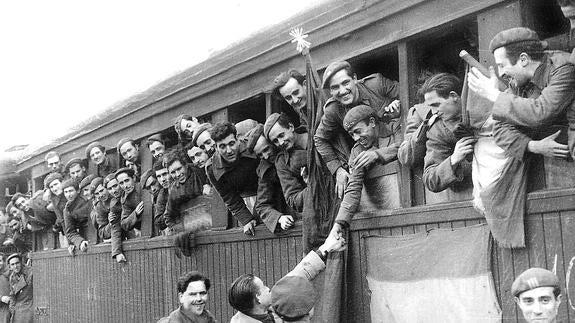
left=147, top=134, right=165, bottom=146
left=90, top=177, right=104, bottom=191
left=6, top=253, right=21, bottom=263
left=85, top=142, right=106, bottom=160
left=115, top=167, right=135, bottom=179
left=511, top=267, right=560, bottom=297
left=140, top=169, right=156, bottom=188
left=43, top=172, right=63, bottom=188
left=271, top=275, right=317, bottom=320
left=65, top=158, right=85, bottom=172
left=489, top=27, right=547, bottom=53
left=245, top=124, right=265, bottom=153
left=192, top=123, right=212, bottom=147
left=79, top=174, right=96, bottom=190
left=235, top=119, right=259, bottom=139
left=322, top=60, right=351, bottom=89
left=263, top=113, right=281, bottom=141
left=343, top=104, right=377, bottom=131
left=61, top=178, right=79, bottom=191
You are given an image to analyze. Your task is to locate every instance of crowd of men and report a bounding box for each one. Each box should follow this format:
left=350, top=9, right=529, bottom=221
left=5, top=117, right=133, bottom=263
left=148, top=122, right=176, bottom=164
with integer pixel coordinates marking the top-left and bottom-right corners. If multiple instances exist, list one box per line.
left=1, top=26, right=574, bottom=322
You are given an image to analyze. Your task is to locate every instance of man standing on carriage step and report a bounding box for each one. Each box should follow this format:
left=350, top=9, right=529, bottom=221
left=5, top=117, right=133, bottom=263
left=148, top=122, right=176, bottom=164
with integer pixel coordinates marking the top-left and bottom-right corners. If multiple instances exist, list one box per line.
left=158, top=271, right=216, bottom=323
left=6, top=254, right=33, bottom=323
left=314, top=60, right=401, bottom=198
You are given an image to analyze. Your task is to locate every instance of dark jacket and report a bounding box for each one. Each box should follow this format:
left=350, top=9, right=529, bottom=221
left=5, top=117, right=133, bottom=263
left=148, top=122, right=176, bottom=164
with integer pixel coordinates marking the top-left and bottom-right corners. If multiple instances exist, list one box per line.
left=92, top=197, right=111, bottom=241
left=63, top=195, right=92, bottom=247
left=108, top=196, right=123, bottom=258
left=206, top=147, right=259, bottom=226
left=49, top=193, right=67, bottom=232
left=398, top=103, right=433, bottom=167
left=255, top=159, right=293, bottom=233
left=9, top=266, right=33, bottom=323
left=26, top=192, right=57, bottom=232
left=314, top=73, right=400, bottom=174
left=120, top=184, right=143, bottom=233
left=94, top=156, right=118, bottom=178
left=154, top=188, right=168, bottom=231
left=165, top=165, right=206, bottom=228
left=275, top=149, right=309, bottom=213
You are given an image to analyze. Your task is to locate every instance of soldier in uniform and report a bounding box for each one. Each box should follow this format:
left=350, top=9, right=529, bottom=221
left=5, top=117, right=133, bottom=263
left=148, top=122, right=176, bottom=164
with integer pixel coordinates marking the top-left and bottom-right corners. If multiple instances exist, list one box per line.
left=271, top=69, right=309, bottom=126
left=44, top=151, right=64, bottom=174
left=90, top=177, right=112, bottom=243
left=116, top=138, right=141, bottom=177
left=152, top=160, right=170, bottom=234
left=245, top=123, right=295, bottom=233
left=147, top=134, right=166, bottom=160
left=85, top=142, right=117, bottom=177
left=330, top=105, right=400, bottom=238
left=7, top=254, right=33, bottom=323
left=314, top=60, right=401, bottom=198
left=65, top=158, right=88, bottom=183
left=61, top=178, right=92, bottom=255
left=206, top=122, right=260, bottom=235
left=44, top=172, right=67, bottom=236
left=79, top=174, right=96, bottom=202
left=115, top=167, right=144, bottom=238
left=511, top=268, right=562, bottom=323
left=104, top=174, right=127, bottom=263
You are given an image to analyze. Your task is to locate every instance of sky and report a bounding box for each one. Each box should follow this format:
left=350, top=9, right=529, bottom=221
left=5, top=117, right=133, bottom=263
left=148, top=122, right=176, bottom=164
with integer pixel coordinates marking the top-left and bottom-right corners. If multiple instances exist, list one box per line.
left=0, top=0, right=322, bottom=157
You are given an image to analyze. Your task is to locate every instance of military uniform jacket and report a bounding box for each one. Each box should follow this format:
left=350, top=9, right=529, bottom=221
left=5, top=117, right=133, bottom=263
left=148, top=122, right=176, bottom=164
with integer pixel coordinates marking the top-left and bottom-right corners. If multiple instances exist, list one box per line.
left=398, top=103, right=433, bottom=167
left=492, top=51, right=575, bottom=159
left=206, top=147, right=259, bottom=226
left=256, top=158, right=293, bottom=233
left=423, top=116, right=472, bottom=193
left=275, top=148, right=309, bottom=213
left=314, top=73, right=400, bottom=174
left=165, top=165, right=205, bottom=228
left=49, top=193, right=67, bottom=231
left=64, top=195, right=92, bottom=247
left=120, top=184, right=143, bottom=232
left=108, top=196, right=123, bottom=258
left=92, top=198, right=111, bottom=240
left=336, top=123, right=400, bottom=224
left=154, top=188, right=168, bottom=231
left=94, top=156, right=118, bottom=178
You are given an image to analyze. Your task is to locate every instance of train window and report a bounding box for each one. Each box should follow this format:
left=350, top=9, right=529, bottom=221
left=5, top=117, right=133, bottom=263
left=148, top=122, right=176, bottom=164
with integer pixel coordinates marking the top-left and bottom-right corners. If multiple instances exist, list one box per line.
left=227, top=93, right=267, bottom=124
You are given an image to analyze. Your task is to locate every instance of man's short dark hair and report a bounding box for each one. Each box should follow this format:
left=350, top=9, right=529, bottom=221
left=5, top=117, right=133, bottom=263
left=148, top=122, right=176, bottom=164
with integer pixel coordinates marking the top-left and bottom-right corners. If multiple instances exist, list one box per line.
left=276, top=113, right=293, bottom=130
left=177, top=271, right=211, bottom=294
left=271, top=69, right=305, bottom=99
left=10, top=193, right=26, bottom=205
left=210, top=122, right=237, bottom=143
left=504, top=41, right=545, bottom=65
left=229, top=274, right=258, bottom=314
left=163, top=149, right=186, bottom=169
left=153, top=159, right=167, bottom=172
left=44, top=151, right=60, bottom=162
left=420, top=73, right=462, bottom=98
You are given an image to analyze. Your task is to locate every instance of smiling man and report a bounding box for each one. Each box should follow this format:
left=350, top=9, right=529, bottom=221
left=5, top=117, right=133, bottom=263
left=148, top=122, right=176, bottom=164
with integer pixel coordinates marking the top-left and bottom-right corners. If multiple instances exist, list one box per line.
left=61, top=179, right=92, bottom=256
left=206, top=122, right=260, bottom=235
left=85, top=142, right=117, bottom=177
left=512, top=268, right=562, bottom=323
left=314, top=60, right=401, bottom=198
left=160, top=271, right=216, bottom=323
left=65, top=158, right=88, bottom=182
left=272, top=69, right=309, bottom=127
left=115, top=167, right=144, bottom=238
left=192, top=123, right=216, bottom=158
left=147, top=134, right=167, bottom=160
left=104, top=174, right=127, bottom=263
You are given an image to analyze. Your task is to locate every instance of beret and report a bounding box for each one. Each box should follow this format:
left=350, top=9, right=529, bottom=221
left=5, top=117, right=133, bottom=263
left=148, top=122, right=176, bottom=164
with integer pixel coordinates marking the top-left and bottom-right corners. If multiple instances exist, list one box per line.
left=489, top=27, right=547, bottom=53
left=43, top=172, right=63, bottom=188
left=116, top=138, right=135, bottom=154
left=343, top=104, right=377, bottom=131
left=245, top=124, right=265, bottom=153
left=192, top=123, right=213, bottom=147
left=79, top=174, right=96, bottom=190
left=511, top=267, right=560, bottom=297
left=6, top=253, right=21, bottom=263
left=85, top=142, right=106, bottom=160
left=140, top=169, right=156, bottom=188
left=263, top=113, right=281, bottom=141
left=65, top=158, right=85, bottom=172
left=322, top=60, right=351, bottom=89
left=90, top=177, right=104, bottom=191
left=147, top=134, right=165, bottom=146
left=115, top=167, right=135, bottom=179
left=103, top=173, right=116, bottom=187
left=271, top=275, right=317, bottom=320
left=61, top=178, right=79, bottom=191
left=235, top=119, right=259, bottom=139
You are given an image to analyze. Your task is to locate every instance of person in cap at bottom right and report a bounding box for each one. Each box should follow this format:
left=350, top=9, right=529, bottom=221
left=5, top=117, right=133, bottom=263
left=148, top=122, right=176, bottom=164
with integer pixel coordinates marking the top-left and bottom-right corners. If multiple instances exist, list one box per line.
left=511, top=267, right=562, bottom=323
left=228, top=233, right=346, bottom=322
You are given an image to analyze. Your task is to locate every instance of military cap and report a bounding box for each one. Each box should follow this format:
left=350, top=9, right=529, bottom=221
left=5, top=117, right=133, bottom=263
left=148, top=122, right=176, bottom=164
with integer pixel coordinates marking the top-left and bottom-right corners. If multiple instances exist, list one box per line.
left=191, top=123, right=213, bottom=147
left=235, top=119, right=259, bottom=139
left=65, top=158, right=85, bottom=172
left=61, top=178, right=79, bottom=191
left=85, top=142, right=106, bottom=160
left=116, top=138, right=135, bottom=155
left=103, top=173, right=116, bottom=187
left=489, top=27, right=548, bottom=53
left=90, top=177, right=104, bottom=191
left=115, top=167, right=135, bottom=179
left=147, top=134, right=165, bottom=146
left=6, top=253, right=21, bottom=264
left=263, top=113, right=281, bottom=141
left=511, top=267, right=560, bottom=297
left=343, top=104, right=377, bottom=132
left=322, top=60, right=351, bottom=89
left=140, top=169, right=156, bottom=189
left=271, top=275, right=318, bottom=320
left=79, top=174, right=96, bottom=190
left=245, top=124, right=265, bottom=153
left=43, top=172, right=63, bottom=188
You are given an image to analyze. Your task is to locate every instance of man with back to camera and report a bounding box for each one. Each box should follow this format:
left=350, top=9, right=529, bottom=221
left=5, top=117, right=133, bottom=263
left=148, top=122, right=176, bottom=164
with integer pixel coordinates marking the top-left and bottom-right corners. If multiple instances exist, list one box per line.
left=85, top=142, right=117, bottom=177
left=158, top=271, right=216, bottom=323
left=314, top=60, right=401, bottom=198
left=511, top=267, right=562, bottom=323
